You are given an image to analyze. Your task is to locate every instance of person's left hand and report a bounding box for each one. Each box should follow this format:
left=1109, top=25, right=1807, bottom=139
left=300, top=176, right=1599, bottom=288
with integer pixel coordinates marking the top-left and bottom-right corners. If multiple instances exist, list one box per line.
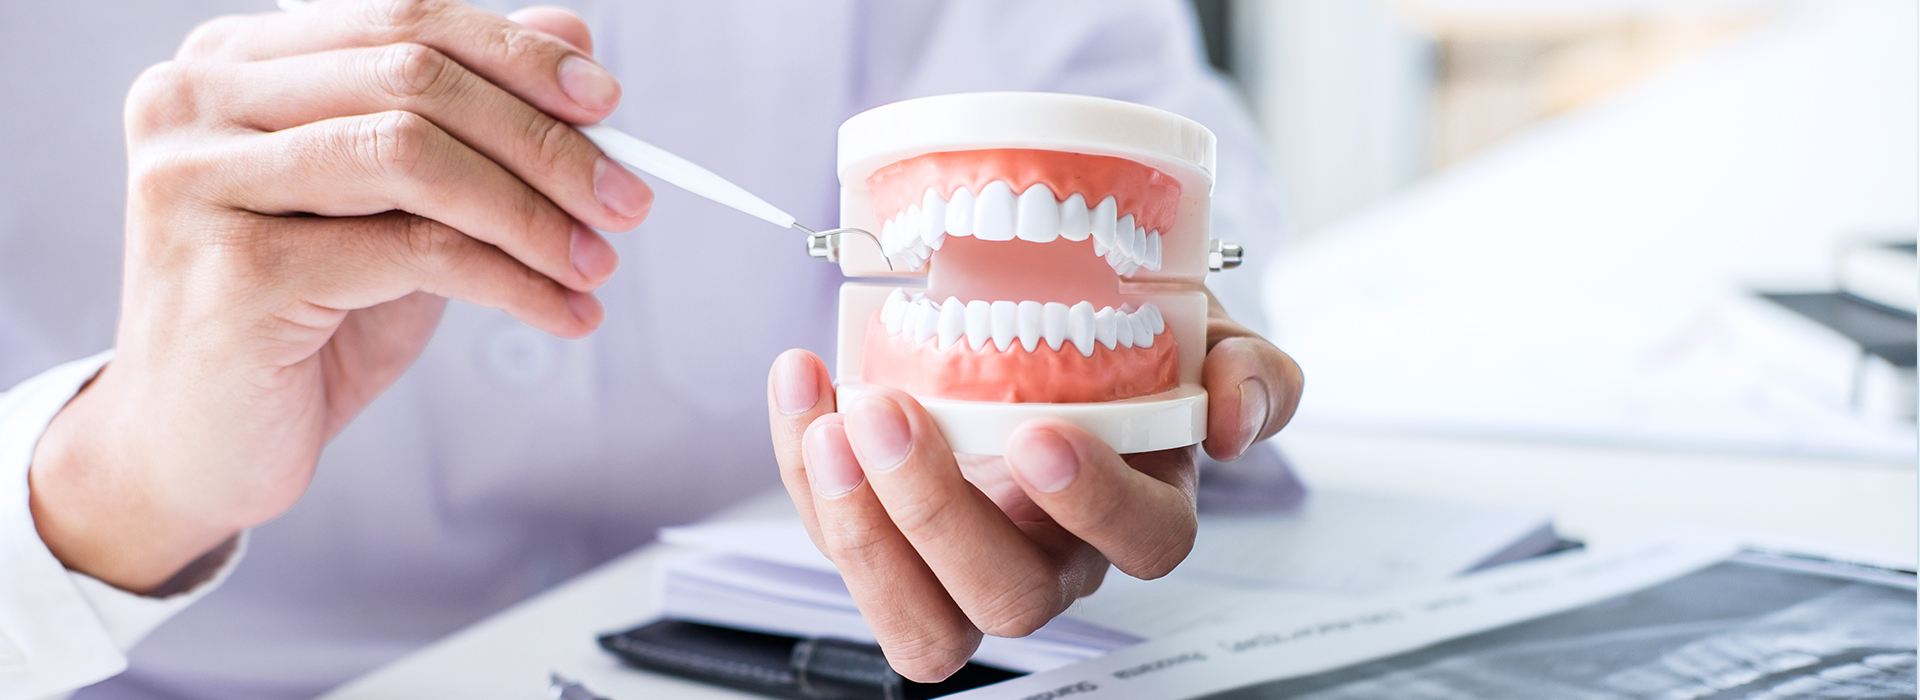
left=765, top=292, right=1302, bottom=681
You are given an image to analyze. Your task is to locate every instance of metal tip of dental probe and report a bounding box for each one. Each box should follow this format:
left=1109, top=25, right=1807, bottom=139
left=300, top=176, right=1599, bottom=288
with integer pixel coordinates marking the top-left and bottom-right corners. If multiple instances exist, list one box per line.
left=795, top=224, right=892, bottom=270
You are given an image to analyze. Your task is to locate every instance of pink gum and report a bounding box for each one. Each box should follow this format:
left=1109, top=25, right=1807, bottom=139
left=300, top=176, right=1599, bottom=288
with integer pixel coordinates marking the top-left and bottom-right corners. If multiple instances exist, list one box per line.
left=866, top=149, right=1182, bottom=235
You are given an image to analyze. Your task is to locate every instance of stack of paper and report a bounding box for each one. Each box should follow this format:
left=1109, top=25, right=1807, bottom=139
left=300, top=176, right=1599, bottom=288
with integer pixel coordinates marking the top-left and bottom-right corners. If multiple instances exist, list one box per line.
left=652, top=487, right=1558, bottom=672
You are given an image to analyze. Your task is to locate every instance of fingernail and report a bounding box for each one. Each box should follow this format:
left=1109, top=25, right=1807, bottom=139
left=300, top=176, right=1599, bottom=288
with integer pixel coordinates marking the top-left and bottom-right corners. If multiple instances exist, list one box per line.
left=593, top=156, right=652, bottom=220
left=806, top=422, right=864, bottom=498
left=1009, top=428, right=1079, bottom=493
left=846, top=397, right=911, bottom=472
left=772, top=351, right=820, bottom=415
left=567, top=290, right=601, bottom=324
left=1237, top=378, right=1270, bottom=459
left=559, top=56, right=619, bottom=111
left=570, top=223, right=617, bottom=281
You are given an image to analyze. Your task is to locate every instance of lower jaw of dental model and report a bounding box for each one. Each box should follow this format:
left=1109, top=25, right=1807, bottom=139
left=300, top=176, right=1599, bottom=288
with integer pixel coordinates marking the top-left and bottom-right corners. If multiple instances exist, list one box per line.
left=858, top=148, right=1184, bottom=403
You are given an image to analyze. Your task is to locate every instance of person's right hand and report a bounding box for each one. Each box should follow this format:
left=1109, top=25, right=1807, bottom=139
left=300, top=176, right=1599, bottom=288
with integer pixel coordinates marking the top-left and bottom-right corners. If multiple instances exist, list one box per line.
left=26, top=1, right=651, bottom=595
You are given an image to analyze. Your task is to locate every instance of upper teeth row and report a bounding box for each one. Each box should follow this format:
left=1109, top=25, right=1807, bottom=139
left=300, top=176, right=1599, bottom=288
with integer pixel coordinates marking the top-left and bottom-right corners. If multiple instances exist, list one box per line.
left=878, top=182, right=1164, bottom=277
left=880, top=289, right=1165, bottom=356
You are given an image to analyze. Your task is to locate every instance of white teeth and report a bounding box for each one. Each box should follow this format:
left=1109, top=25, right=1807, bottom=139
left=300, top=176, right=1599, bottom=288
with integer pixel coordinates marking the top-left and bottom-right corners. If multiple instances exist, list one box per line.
left=1017, top=301, right=1043, bottom=352
left=1060, top=193, right=1090, bottom=242
left=1015, top=184, right=1060, bottom=243
left=990, top=300, right=1017, bottom=351
left=882, top=295, right=1163, bottom=354
left=1042, top=302, right=1069, bottom=351
left=974, top=181, right=1017, bottom=242
left=964, top=300, right=992, bottom=351
left=877, top=185, right=1163, bottom=274
left=1068, top=302, right=1095, bottom=357
left=937, top=297, right=965, bottom=350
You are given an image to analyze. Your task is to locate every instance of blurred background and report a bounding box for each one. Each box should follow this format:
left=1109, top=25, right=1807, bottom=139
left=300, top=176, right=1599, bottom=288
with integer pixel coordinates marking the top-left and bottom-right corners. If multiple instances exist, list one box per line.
left=1193, top=0, right=1915, bottom=554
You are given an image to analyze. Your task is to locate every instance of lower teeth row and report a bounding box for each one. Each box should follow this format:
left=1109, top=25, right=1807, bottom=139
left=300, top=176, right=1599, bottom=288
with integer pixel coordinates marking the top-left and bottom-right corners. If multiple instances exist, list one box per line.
left=880, top=289, right=1165, bottom=356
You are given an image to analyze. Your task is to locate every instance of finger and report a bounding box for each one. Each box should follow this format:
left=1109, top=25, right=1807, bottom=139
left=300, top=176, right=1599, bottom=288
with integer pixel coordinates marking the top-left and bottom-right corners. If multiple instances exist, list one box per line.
left=767, top=349, right=835, bottom=550
left=180, top=0, right=617, bottom=124
left=210, top=111, right=614, bottom=294
left=842, top=390, right=1073, bottom=639
left=508, top=6, right=593, bottom=54
left=256, top=211, right=598, bottom=340
left=801, top=417, right=981, bottom=682
left=1201, top=336, right=1303, bottom=462
left=191, top=45, right=650, bottom=232
left=1004, top=420, right=1198, bottom=579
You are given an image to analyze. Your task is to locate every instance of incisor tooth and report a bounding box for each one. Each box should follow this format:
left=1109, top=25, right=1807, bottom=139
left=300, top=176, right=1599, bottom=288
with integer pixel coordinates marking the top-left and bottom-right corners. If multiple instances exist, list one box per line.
left=1091, top=197, right=1117, bottom=254
left=1115, top=310, right=1134, bottom=347
left=965, top=300, right=992, bottom=351
left=946, top=187, right=976, bottom=239
left=974, top=181, right=1016, bottom=241
left=1130, top=314, right=1153, bottom=348
left=921, top=190, right=947, bottom=249
left=991, top=300, right=1017, bottom=351
left=1042, top=302, right=1069, bottom=351
left=1068, top=302, right=1095, bottom=357
left=1094, top=307, right=1118, bottom=350
left=1015, top=184, right=1060, bottom=243
left=1060, top=193, right=1090, bottom=242
left=1016, top=300, right=1043, bottom=352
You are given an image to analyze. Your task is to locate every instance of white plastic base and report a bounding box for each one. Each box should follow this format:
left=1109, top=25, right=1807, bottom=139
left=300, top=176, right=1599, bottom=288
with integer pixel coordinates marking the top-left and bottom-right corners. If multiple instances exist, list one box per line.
left=838, top=382, right=1206, bottom=456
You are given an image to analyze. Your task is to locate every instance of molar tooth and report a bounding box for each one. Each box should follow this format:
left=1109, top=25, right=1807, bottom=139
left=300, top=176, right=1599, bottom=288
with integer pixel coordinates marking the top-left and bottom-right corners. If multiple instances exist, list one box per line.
left=1091, top=196, right=1117, bottom=254
left=965, top=300, right=992, bottom=351
left=973, top=181, right=1016, bottom=241
left=945, top=186, right=976, bottom=239
left=991, top=300, right=1018, bottom=351
left=1094, top=307, right=1118, bottom=350
left=937, top=297, right=965, bottom=350
left=1105, top=247, right=1126, bottom=271
left=881, top=288, right=908, bottom=334
left=1116, top=261, right=1140, bottom=278
left=913, top=300, right=939, bottom=344
left=1130, top=314, right=1153, bottom=348
left=1115, top=310, right=1135, bottom=347
left=1059, top=193, right=1090, bottom=242
left=1015, top=184, right=1060, bottom=243
left=920, top=190, right=948, bottom=250
left=1143, top=303, right=1165, bottom=335
left=1041, top=302, right=1069, bottom=351
left=1145, top=232, right=1162, bottom=271
left=1068, top=302, right=1096, bottom=357
left=1016, top=300, right=1043, bottom=352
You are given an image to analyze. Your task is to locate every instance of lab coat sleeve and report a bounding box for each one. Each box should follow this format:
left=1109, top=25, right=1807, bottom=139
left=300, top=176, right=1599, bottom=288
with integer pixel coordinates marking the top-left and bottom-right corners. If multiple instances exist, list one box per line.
left=0, top=352, right=246, bottom=700
left=861, top=0, right=1291, bottom=336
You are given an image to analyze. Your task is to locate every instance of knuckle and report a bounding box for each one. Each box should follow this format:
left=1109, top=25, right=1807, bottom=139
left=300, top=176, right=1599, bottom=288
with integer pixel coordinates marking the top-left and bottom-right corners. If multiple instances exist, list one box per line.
left=357, top=110, right=437, bottom=180
left=883, top=488, right=959, bottom=539
left=125, top=61, right=203, bottom=136
left=972, top=587, right=1058, bottom=638
left=821, top=515, right=896, bottom=568
left=373, top=43, right=452, bottom=101
left=397, top=215, right=467, bottom=273
left=361, top=0, right=439, bottom=44
left=525, top=113, right=582, bottom=179
left=176, top=14, right=245, bottom=60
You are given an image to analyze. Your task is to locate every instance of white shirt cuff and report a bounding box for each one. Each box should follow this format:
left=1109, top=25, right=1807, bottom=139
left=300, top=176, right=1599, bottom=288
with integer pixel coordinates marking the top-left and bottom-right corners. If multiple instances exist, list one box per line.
left=0, top=352, right=246, bottom=699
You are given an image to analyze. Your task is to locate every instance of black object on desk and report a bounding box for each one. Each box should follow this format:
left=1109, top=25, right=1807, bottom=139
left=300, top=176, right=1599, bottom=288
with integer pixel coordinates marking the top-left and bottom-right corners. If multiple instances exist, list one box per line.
left=598, top=619, right=1021, bottom=699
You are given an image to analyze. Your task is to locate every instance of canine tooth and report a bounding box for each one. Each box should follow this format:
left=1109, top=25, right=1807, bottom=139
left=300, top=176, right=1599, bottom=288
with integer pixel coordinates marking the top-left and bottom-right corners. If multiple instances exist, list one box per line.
left=1015, top=184, right=1060, bottom=243
left=1042, top=302, right=1069, bottom=351
left=1094, top=307, right=1118, bottom=350
left=921, top=190, right=948, bottom=250
left=1143, top=304, right=1165, bottom=335
left=1068, top=302, right=1096, bottom=357
left=991, top=300, right=1018, bottom=351
left=1146, top=232, right=1162, bottom=271
left=1130, top=314, right=1153, bottom=348
left=937, top=297, right=965, bottom=350
left=973, top=181, right=1016, bottom=241
left=1116, top=215, right=1138, bottom=260
left=1115, top=310, right=1134, bottom=347
left=946, top=187, right=976, bottom=239
left=1091, top=196, right=1117, bottom=254
left=880, top=217, right=900, bottom=255
left=882, top=288, right=908, bottom=333
left=914, top=300, right=939, bottom=344
left=1059, top=193, right=1090, bottom=242
left=1016, top=300, right=1043, bottom=352
left=965, top=300, right=992, bottom=351
left=1132, top=226, right=1148, bottom=266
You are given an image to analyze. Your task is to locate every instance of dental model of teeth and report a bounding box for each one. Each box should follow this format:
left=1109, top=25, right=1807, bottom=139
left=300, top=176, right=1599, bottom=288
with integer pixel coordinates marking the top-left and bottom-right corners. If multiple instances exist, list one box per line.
left=879, top=289, right=1165, bottom=357
left=878, top=183, right=1164, bottom=276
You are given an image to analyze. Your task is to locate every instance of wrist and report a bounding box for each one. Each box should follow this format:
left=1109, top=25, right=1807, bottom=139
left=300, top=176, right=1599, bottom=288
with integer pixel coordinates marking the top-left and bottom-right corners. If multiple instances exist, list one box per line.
left=27, top=363, right=237, bottom=595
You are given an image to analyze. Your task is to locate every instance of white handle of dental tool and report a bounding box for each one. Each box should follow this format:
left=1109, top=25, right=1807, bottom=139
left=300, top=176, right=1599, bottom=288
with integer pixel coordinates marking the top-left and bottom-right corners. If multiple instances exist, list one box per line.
left=578, top=124, right=798, bottom=229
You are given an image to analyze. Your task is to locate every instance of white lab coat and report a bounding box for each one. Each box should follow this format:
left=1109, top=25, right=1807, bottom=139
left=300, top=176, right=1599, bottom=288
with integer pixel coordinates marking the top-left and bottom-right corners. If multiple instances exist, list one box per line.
left=0, top=1, right=1286, bottom=698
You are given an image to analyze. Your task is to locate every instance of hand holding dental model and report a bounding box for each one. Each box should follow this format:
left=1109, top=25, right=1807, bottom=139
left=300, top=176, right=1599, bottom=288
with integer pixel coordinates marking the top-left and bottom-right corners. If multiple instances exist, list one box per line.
left=769, top=94, right=1303, bottom=681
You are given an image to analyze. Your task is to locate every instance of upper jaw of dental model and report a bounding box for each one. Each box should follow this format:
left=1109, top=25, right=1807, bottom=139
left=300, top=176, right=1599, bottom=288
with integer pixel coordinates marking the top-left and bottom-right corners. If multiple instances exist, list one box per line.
left=878, top=184, right=1163, bottom=276
left=880, top=289, right=1166, bottom=357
